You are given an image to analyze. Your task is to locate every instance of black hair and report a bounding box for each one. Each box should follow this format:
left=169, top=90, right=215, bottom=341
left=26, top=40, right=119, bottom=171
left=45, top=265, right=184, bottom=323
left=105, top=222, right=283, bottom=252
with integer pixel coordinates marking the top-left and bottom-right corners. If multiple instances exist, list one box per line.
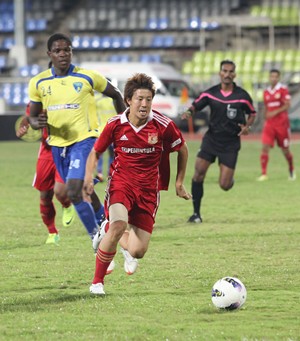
left=47, top=33, right=72, bottom=51
left=124, top=73, right=156, bottom=106
left=270, top=68, right=280, bottom=75
left=220, top=59, right=236, bottom=71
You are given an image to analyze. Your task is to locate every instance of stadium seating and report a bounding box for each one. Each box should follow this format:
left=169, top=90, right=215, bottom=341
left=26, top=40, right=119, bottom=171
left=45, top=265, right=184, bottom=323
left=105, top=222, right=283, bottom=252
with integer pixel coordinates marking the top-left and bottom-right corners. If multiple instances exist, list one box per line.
left=1, top=0, right=300, bottom=117
left=1, top=36, right=36, bottom=50
left=181, top=48, right=300, bottom=103
left=250, top=3, right=299, bottom=25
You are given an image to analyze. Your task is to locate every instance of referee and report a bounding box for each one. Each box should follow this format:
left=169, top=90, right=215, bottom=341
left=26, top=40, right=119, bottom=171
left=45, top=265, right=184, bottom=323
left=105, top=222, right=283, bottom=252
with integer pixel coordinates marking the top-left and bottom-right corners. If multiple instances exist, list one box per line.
left=182, top=60, right=256, bottom=223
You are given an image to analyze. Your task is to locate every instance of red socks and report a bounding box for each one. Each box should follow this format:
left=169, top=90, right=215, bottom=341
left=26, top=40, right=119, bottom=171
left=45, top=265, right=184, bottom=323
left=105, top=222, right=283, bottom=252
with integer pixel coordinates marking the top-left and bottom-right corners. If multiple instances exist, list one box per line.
left=260, top=153, right=269, bottom=175
left=40, top=198, right=58, bottom=234
left=93, top=249, right=116, bottom=284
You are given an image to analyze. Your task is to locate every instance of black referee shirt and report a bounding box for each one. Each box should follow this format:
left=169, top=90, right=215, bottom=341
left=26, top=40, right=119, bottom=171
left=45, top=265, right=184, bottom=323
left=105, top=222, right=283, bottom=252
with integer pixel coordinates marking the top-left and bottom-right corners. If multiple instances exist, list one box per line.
left=192, top=83, right=256, bottom=140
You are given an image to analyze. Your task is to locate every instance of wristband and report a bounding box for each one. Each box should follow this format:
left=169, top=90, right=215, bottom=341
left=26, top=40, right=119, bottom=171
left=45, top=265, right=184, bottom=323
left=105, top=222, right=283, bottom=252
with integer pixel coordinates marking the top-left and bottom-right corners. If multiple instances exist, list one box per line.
left=185, top=109, right=193, bottom=117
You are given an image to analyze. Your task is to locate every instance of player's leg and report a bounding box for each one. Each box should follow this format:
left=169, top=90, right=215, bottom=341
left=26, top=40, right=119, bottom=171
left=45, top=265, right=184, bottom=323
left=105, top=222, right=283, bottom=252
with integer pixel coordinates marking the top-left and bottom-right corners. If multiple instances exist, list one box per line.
left=282, top=147, right=295, bottom=180
left=257, top=144, right=271, bottom=181
left=258, top=123, right=274, bottom=181
left=54, top=171, right=75, bottom=227
left=89, top=190, right=105, bottom=225
left=277, top=125, right=295, bottom=180
left=56, top=138, right=103, bottom=240
left=39, top=189, right=60, bottom=244
left=67, top=178, right=100, bottom=239
left=188, top=156, right=211, bottom=223
left=218, top=165, right=235, bottom=190
left=90, top=203, right=128, bottom=294
left=118, top=202, right=155, bottom=275
left=120, top=225, right=151, bottom=275
left=33, top=158, right=59, bottom=244
left=218, top=150, right=239, bottom=191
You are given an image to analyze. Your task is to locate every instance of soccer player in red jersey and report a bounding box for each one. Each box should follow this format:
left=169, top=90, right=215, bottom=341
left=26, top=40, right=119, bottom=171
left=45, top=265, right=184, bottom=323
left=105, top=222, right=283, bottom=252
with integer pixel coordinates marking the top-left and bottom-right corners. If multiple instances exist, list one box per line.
left=182, top=60, right=256, bottom=223
left=83, top=73, right=191, bottom=295
left=257, top=69, right=295, bottom=181
left=16, top=103, right=75, bottom=245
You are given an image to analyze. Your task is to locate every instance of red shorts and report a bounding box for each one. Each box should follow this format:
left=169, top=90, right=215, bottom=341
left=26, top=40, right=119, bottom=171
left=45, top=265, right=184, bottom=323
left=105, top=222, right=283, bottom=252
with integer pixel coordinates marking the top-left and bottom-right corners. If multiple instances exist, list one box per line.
left=104, top=181, right=160, bottom=234
left=33, top=158, right=64, bottom=191
left=262, top=121, right=291, bottom=148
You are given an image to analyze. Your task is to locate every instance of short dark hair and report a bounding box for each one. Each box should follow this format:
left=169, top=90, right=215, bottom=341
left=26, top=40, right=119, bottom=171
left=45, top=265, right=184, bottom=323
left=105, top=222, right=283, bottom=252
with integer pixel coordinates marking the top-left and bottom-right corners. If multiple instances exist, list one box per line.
left=220, top=59, right=236, bottom=71
left=270, top=68, right=280, bottom=75
left=124, top=73, right=156, bottom=106
left=47, top=33, right=72, bottom=51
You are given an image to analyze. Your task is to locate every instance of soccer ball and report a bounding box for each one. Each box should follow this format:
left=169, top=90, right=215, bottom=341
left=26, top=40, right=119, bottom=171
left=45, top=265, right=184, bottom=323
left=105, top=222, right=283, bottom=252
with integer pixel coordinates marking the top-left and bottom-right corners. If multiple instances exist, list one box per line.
left=211, top=277, right=247, bottom=310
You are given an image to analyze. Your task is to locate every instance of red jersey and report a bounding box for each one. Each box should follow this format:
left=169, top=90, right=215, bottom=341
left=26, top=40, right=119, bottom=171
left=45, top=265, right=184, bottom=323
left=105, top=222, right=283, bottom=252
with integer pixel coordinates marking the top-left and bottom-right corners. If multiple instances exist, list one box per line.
left=25, top=103, right=52, bottom=160
left=263, top=82, right=290, bottom=126
left=94, top=109, right=185, bottom=191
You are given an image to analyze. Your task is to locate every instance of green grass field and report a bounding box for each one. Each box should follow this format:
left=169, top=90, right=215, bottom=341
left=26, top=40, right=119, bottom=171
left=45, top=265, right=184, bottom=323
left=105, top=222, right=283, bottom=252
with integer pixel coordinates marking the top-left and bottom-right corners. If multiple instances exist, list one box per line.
left=0, top=139, right=299, bottom=341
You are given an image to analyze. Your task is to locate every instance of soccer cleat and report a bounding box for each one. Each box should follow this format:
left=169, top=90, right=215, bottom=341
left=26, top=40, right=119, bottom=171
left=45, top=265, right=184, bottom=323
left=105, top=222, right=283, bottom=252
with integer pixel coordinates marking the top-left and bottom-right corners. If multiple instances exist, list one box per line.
left=288, top=171, right=296, bottom=181
left=89, top=283, right=105, bottom=295
left=256, top=174, right=268, bottom=182
left=106, top=259, right=115, bottom=275
left=120, top=247, right=138, bottom=275
left=92, top=219, right=108, bottom=253
left=62, top=205, right=75, bottom=227
left=45, top=233, right=60, bottom=245
left=187, top=213, right=202, bottom=223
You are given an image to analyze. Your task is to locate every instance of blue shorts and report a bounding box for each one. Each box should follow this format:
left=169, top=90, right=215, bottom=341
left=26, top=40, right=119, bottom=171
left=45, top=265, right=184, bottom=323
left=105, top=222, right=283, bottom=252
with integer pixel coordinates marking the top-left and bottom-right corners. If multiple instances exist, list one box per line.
left=51, top=138, right=96, bottom=182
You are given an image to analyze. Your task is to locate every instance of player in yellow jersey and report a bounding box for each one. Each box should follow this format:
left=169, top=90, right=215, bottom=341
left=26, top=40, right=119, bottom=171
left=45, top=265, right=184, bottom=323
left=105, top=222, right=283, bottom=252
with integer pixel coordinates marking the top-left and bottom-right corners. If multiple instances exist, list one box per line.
left=95, top=91, right=117, bottom=181
left=28, top=33, right=126, bottom=244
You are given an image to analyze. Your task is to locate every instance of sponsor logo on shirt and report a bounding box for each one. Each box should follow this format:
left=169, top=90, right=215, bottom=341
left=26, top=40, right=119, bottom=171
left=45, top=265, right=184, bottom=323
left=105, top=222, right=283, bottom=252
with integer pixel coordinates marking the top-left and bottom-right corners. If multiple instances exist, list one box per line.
left=73, top=82, right=83, bottom=93
left=226, top=104, right=237, bottom=119
left=122, top=147, right=155, bottom=153
left=148, top=132, right=158, bottom=144
left=48, top=104, right=80, bottom=111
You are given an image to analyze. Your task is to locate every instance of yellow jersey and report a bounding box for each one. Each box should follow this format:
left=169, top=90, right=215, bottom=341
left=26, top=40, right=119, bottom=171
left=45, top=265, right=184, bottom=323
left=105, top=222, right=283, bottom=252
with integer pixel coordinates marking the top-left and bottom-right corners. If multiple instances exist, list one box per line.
left=95, top=93, right=117, bottom=133
left=28, top=64, right=107, bottom=147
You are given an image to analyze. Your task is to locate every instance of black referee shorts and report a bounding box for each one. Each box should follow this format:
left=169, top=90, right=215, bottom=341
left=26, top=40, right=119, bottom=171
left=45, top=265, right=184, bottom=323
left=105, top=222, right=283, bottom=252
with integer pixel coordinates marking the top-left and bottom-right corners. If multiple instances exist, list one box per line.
left=197, top=132, right=241, bottom=169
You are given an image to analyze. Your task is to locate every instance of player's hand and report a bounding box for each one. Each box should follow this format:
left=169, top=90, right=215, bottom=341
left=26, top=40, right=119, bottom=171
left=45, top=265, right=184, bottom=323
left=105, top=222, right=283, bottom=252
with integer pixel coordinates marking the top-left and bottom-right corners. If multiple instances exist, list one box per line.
left=265, top=110, right=278, bottom=119
left=176, top=183, right=192, bottom=200
left=83, top=177, right=94, bottom=200
left=16, top=125, right=29, bottom=138
left=238, top=124, right=251, bottom=136
left=37, top=109, right=48, bottom=128
left=16, top=116, right=30, bottom=138
left=181, top=109, right=192, bottom=120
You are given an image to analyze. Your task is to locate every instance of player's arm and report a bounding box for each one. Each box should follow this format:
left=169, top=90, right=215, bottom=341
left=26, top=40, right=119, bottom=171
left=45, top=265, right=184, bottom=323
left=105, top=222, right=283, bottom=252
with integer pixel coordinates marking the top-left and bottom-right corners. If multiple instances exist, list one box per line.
left=181, top=93, right=208, bottom=120
left=238, top=113, right=256, bottom=136
left=28, top=102, right=48, bottom=130
left=266, top=100, right=291, bottom=118
left=175, top=142, right=192, bottom=200
left=181, top=104, right=196, bottom=119
left=266, top=88, right=291, bottom=118
left=83, top=147, right=101, bottom=197
left=102, top=80, right=126, bottom=114
left=84, top=123, right=112, bottom=195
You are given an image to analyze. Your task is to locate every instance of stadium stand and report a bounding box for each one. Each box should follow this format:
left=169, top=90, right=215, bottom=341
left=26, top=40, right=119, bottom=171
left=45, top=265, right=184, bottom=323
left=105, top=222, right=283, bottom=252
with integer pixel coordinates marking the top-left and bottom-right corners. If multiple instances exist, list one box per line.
left=1, top=0, right=300, bottom=131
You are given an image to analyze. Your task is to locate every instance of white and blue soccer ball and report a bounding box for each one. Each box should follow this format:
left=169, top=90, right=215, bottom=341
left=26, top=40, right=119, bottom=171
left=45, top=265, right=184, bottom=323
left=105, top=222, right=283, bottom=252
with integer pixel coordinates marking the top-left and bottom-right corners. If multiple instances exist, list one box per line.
left=211, top=277, right=247, bottom=310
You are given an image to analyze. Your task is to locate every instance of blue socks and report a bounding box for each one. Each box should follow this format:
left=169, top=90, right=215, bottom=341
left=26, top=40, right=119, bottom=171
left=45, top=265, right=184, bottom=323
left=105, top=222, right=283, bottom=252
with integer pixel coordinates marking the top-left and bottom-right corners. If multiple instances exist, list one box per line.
left=73, top=201, right=98, bottom=239
left=95, top=205, right=105, bottom=225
